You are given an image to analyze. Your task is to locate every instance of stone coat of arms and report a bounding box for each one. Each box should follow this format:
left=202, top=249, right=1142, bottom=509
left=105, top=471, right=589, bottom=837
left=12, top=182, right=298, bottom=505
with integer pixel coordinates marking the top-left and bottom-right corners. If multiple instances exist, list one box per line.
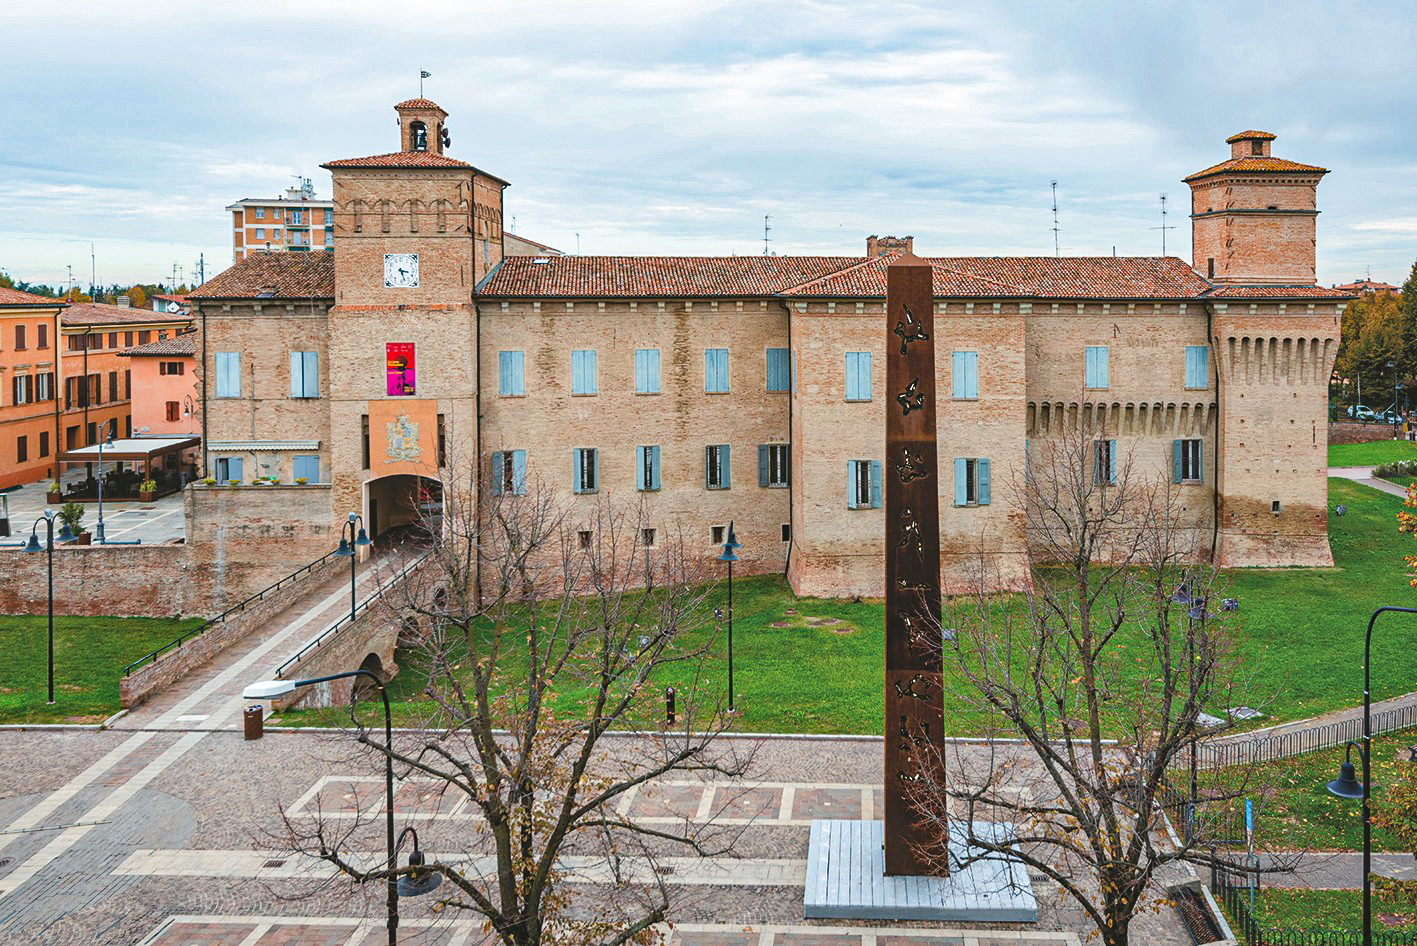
left=386, top=414, right=422, bottom=462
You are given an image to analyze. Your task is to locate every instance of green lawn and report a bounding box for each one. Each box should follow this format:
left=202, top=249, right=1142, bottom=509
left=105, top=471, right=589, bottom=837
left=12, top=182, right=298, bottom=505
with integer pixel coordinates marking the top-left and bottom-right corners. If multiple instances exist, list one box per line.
left=282, top=478, right=1417, bottom=735
left=0, top=616, right=201, bottom=724
left=1214, top=732, right=1410, bottom=852
left=1329, top=440, right=1417, bottom=466
left=1229, top=887, right=1417, bottom=934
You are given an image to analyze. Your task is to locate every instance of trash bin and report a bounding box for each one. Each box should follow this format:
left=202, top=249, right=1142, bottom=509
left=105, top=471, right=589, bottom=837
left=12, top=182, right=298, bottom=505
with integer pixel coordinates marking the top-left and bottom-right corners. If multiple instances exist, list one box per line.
left=243, top=704, right=264, bottom=740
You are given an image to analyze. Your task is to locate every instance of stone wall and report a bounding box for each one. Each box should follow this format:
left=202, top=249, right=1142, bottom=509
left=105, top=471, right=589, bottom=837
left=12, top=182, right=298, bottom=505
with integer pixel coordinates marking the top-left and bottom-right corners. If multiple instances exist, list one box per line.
left=1330, top=422, right=1396, bottom=445
left=0, top=543, right=194, bottom=617
left=119, top=552, right=343, bottom=708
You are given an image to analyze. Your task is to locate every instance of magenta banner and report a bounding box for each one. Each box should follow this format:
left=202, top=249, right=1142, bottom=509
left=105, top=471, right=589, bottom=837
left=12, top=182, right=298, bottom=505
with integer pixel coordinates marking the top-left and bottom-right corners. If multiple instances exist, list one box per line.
left=386, top=342, right=416, bottom=396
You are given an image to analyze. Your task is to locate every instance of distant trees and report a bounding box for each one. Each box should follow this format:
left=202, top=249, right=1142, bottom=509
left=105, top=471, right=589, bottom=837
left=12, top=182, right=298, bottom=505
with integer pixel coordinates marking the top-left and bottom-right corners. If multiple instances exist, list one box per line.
left=1335, top=260, right=1417, bottom=412
left=126, top=286, right=147, bottom=309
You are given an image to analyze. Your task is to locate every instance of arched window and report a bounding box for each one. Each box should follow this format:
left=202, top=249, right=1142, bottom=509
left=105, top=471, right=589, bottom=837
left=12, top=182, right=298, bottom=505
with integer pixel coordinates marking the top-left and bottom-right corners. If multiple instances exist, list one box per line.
left=410, top=121, right=427, bottom=151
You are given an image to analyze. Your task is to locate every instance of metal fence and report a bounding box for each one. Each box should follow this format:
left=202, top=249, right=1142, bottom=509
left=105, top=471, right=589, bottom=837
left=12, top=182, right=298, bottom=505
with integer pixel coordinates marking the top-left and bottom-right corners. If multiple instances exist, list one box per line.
left=1201, top=702, right=1417, bottom=770
left=1213, top=864, right=1417, bottom=945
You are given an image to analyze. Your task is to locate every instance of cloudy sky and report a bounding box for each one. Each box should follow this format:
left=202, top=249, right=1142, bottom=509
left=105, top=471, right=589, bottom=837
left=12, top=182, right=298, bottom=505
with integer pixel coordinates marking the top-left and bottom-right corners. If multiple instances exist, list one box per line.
left=1, top=0, right=1413, bottom=290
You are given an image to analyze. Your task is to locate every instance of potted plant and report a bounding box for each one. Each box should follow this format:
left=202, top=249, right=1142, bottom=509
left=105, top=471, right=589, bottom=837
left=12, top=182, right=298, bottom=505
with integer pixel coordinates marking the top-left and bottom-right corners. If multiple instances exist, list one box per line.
left=58, top=502, right=89, bottom=545
left=47, top=481, right=63, bottom=504
left=295, top=477, right=308, bottom=485
left=138, top=478, right=157, bottom=502
left=227, top=479, right=240, bottom=487
left=202, top=477, right=216, bottom=486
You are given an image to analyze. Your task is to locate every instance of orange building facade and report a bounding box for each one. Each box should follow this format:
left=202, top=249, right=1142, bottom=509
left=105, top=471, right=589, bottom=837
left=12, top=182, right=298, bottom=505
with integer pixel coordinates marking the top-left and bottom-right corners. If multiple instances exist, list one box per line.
left=0, top=288, right=64, bottom=489
left=120, top=333, right=199, bottom=437
left=226, top=178, right=334, bottom=262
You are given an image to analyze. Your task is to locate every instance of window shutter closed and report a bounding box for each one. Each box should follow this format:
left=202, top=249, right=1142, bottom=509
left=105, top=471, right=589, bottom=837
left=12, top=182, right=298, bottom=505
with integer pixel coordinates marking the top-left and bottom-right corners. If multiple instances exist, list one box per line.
left=965, top=352, right=978, bottom=398
left=721, top=445, right=730, bottom=488
left=705, top=446, right=713, bottom=489
left=636, top=446, right=647, bottom=490
left=758, top=445, right=769, bottom=487
left=1172, top=440, right=1183, bottom=483
left=492, top=452, right=505, bottom=495
left=847, top=461, right=858, bottom=509
left=572, top=352, right=584, bottom=394
left=229, top=457, right=243, bottom=482
left=1195, top=441, right=1203, bottom=483
left=499, top=352, right=513, bottom=395
left=592, top=448, right=599, bottom=490
left=952, top=351, right=966, bottom=398
left=979, top=459, right=991, bottom=504
left=870, top=460, right=882, bottom=508
left=512, top=450, right=526, bottom=494
left=650, top=446, right=660, bottom=490
left=1108, top=440, right=1117, bottom=483
left=635, top=351, right=648, bottom=393
left=572, top=448, right=583, bottom=493
left=954, top=458, right=968, bottom=506
left=303, top=351, right=318, bottom=397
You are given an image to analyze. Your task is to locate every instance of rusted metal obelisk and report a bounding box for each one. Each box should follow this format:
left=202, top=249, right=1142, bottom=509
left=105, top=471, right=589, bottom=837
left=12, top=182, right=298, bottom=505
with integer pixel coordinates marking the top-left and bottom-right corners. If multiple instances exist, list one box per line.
left=883, top=252, right=947, bottom=876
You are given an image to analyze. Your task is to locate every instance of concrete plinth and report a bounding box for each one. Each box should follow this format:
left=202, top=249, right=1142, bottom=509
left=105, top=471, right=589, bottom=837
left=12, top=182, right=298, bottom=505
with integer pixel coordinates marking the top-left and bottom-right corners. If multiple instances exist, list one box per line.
left=804, top=819, right=1037, bottom=921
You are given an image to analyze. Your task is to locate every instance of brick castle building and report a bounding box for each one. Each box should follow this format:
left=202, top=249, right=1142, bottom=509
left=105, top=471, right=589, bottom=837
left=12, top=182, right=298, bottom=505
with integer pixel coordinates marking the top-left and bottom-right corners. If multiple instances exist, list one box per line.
left=189, top=102, right=1353, bottom=597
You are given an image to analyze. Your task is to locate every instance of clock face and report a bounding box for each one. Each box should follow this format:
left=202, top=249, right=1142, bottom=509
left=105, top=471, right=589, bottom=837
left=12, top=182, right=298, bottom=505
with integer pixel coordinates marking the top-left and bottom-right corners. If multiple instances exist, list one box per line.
left=384, top=253, right=419, bottom=288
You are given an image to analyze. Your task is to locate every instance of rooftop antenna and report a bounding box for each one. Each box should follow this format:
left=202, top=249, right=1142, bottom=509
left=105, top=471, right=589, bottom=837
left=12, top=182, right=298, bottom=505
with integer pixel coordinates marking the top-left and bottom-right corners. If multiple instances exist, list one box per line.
left=1150, top=193, right=1177, bottom=256
left=576, top=232, right=581, bottom=255
left=511, top=215, right=517, bottom=234
left=90, top=242, right=96, bottom=302
left=419, top=70, right=430, bottom=97
left=763, top=214, right=772, bottom=256
left=1050, top=181, right=1060, bottom=257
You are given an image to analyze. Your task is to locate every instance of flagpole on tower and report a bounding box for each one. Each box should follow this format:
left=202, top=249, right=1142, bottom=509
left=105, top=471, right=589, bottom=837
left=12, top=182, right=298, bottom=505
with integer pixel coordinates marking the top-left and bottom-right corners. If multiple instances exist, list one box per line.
left=420, top=70, right=430, bottom=97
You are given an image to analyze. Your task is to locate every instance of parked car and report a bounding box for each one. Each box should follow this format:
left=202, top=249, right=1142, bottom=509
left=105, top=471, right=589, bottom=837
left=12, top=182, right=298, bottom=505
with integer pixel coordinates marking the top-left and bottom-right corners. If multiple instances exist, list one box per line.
left=1349, top=405, right=1377, bottom=420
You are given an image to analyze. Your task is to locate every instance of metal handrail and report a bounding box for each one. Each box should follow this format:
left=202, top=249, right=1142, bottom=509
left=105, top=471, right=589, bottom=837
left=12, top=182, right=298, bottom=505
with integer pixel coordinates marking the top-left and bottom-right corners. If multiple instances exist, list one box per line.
left=274, top=550, right=430, bottom=679
left=121, top=547, right=342, bottom=677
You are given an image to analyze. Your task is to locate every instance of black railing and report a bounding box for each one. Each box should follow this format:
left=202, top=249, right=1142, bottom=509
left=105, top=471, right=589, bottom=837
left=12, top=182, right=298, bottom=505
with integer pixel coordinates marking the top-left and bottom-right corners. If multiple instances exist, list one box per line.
left=1202, top=702, right=1417, bottom=769
left=274, top=551, right=428, bottom=679
left=122, top=547, right=341, bottom=677
left=1214, top=864, right=1417, bottom=945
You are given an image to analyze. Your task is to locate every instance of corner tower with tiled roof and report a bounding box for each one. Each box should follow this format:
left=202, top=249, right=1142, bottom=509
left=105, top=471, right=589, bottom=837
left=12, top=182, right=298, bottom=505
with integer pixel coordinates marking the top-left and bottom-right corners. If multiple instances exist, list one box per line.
left=1186, top=130, right=1328, bottom=285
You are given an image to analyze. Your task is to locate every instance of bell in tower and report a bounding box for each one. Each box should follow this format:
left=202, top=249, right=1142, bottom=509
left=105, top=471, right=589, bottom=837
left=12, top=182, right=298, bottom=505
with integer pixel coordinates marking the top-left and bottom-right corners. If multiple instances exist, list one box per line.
left=395, top=99, right=448, bottom=155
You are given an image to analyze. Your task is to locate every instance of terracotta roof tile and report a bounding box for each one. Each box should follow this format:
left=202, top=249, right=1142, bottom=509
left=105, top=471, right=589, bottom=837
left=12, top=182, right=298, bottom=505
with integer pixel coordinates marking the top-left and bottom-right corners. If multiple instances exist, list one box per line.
left=0, top=286, right=61, bottom=306
left=479, top=255, right=1214, bottom=300
left=322, top=150, right=472, bottom=169
left=1184, top=156, right=1327, bottom=180
left=189, top=251, right=334, bottom=300
left=1203, top=285, right=1356, bottom=299
left=62, top=302, right=192, bottom=326
left=395, top=98, right=445, bottom=111
left=120, top=332, right=198, bottom=357
left=1226, top=129, right=1277, bottom=143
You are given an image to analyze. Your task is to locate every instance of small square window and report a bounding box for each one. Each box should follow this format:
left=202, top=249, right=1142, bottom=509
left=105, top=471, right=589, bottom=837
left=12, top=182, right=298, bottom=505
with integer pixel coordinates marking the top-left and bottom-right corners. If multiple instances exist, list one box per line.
left=1252, top=140, right=1264, bottom=155
left=642, top=528, right=656, bottom=548
left=711, top=525, right=726, bottom=545
left=781, top=523, right=791, bottom=542
left=578, top=529, right=592, bottom=549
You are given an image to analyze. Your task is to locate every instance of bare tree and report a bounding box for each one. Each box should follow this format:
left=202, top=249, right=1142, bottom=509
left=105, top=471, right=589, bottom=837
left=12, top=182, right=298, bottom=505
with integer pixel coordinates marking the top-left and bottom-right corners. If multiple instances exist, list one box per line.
left=910, top=419, right=1289, bottom=946
left=284, top=459, right=752, bottom=946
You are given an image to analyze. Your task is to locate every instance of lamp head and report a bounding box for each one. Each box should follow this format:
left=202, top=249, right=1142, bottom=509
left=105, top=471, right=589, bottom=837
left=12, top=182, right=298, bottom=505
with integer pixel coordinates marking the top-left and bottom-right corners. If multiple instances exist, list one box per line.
left=725, top=520, right=741, bottom=550
left=56, top=522, right=75, bottom=542
left=334, top=536, right=353, bottom=558
left=24, top=531, right=43, bottom=553
left=355, top=527, right=371, bottom=548
left=718, top=545, right=738, bottom=563
left=1327, top=743, right=1365, bottom=799
left=396, top=847, right=442, bottom=898
left=242, top=679, right=297, bottom=700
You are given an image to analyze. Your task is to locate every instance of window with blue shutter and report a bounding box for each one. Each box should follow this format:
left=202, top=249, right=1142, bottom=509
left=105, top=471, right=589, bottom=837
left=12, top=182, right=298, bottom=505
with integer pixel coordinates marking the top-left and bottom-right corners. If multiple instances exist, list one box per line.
left=293, top=455, right=320, bottom=482
left=214, top=352, right=240, bottom=398
left=571, top=350, right=597, bottom=395
left=952, top=351, right=978, bottom=399
left=573, top=447, right=598, bottom=492
left=766, top=348, right=789, bottom=392
left=636, top=446, right=661, bottom=491
left=791, top=350, right=798, bottom=394
left=499, top=351, right=525, bottom=396
left=758, top=444, right=789, bottom=487
left=706, top=445, right=730, bottom=489
left=705, top=349, right=729, bottom=393
left=1085, top=346, right=1109, bottom=389
left=954, top=458, right=989, bottom=505
left=289, top=351, right=318, bottom=398
left=492, top=450, right=528, bottom=495
left=978, top=459, right=990, bottom=505
left=216, top=456, right=243, bottom=482
left=844, top=352, right=872, bottom=401
left=1185, top=346, right=1208, bottom=389
left=848, top=460, right=877, bottom=509
left=870, top=460, right=882, bottom=508
left=635, top=349, right=660, bottom=394
left=1174, top=439, right=1203, bottom=483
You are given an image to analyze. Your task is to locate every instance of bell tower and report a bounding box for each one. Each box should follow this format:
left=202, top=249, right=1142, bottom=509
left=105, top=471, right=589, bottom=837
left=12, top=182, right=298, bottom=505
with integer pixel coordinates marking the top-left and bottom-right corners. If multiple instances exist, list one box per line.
left=396, top=99, right=448, bottom=154
left=1185, top=131, right=1328, bottom=285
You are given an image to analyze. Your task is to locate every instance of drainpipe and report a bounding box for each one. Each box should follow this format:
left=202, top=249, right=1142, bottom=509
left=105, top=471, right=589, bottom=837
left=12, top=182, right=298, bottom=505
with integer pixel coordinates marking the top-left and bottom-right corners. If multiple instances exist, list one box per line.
left=776, top=298, right=794, bottom=580
left=52, top=304, right=63, bottom=480
left=200, top=302, right=209, bottom=476
left=1204, top=301, right=1221, bottom=561
left=473, top=299, right=483, bottom=607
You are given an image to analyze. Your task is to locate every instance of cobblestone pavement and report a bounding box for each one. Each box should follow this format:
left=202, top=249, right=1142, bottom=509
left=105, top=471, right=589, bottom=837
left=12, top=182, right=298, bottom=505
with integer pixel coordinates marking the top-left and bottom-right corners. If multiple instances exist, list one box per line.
left=1, top=468, right=188, bottom=546
left=1260, top=850, right=1417, bottom=888
left=0, top=721, right=1198, bottom=945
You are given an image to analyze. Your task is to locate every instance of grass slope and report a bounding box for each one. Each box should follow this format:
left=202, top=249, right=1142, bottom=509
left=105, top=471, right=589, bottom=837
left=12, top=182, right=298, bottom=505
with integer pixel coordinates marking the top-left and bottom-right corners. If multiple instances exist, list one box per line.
left=1329, top=440, right=1417, bottom=467
left=0, top=616, right=201, bottom=723
left=1230, top=888, right=1417, bottom=935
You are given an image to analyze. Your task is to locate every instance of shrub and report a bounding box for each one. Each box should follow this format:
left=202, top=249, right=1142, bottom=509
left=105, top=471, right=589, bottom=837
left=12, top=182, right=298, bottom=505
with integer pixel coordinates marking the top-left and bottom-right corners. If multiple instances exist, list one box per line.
left=1375, top=459, right=1417, bottom=480
left=47, top=481, right=61, bottom=494
left=139, top=479, right=157, bottom=492
left=57, top=502, right=85, bottom=533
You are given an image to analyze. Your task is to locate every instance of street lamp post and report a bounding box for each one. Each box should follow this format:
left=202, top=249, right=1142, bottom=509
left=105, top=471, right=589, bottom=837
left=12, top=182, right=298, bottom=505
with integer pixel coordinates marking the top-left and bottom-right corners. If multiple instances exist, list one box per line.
left=243, top=670, right=438, bottom=946
left=334, top=512, right=372, bottom=623
left=183, top=395, right=196, bottom=435
left=718, top=521, right=742, bottom=712
left=23, top=511, right=60, bottom=704
left=95, top=420, right=115, bottom=544
left=1325, top=605, right=1417, bottom=946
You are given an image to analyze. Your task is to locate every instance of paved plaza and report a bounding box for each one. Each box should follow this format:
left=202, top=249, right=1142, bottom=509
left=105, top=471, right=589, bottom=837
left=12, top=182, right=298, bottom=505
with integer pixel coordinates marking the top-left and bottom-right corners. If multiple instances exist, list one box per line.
left=1, top=469, right=187, bottom=546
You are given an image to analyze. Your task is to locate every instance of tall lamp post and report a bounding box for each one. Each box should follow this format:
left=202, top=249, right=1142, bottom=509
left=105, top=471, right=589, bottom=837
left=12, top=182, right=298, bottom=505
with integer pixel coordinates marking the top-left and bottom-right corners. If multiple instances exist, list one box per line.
left=334, top=512, right=372, bottom=623
left=244, top=670, right=439, bottom=946
left=718, top=521, right=741, bottom=712
left=95, top=420, right=115, bottom=544
left=1325, top=605, right=1417, bottom=946
left=183, top=395, right=196, bottom=436
left=23, top=510, right=70, bottom=705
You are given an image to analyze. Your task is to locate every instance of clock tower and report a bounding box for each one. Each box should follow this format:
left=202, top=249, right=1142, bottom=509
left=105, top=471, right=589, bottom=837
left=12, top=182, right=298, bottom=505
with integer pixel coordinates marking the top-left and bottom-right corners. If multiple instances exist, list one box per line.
left=319, top=99, right=509, bottom=541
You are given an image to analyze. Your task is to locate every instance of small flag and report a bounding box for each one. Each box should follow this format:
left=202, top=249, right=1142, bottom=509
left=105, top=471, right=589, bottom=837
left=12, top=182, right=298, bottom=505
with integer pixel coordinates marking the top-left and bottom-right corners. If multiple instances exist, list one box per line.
left=420, top=71, right=431, bottom=79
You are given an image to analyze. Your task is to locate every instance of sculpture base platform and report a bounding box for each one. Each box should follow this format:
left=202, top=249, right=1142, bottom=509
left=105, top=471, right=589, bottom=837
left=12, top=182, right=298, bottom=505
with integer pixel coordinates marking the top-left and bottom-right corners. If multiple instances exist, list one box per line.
left=804, top=819, right=1037, bottom=922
